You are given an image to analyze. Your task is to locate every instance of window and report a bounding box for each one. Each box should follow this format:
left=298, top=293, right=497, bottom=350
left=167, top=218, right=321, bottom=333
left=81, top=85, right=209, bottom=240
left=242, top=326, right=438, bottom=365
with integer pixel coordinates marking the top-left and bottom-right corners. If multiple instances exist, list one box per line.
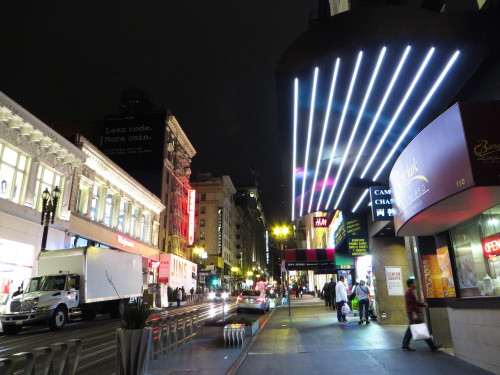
left=152, top=221, right=159, bottom=247
left=118, top=199, right=128, bottom=232
left=140, top=213, right=151, bottom=243
left=33, top=165, right=63, bottom=212
left=450, top=203, right=500, bottom=297
left=200, top=219, right=205, bottom=227
left=200, top=231, right=205, bottom=240
left=130, top=206, right=138, bottom=237
left=103, top=193, right=113, bottom=227
left=0, top=143, right=28, bottom=204
left=90, top=185, right=99, bottom=221
left=201, top=194, right=206, bottom=201
left=201, top=206, right=206, bottom=214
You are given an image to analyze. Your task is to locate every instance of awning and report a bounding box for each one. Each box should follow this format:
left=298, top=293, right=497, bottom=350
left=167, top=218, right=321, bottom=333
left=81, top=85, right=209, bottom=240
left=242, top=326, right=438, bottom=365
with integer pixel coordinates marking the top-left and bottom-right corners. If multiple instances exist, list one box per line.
left=285, top=248, right=334, bottom=271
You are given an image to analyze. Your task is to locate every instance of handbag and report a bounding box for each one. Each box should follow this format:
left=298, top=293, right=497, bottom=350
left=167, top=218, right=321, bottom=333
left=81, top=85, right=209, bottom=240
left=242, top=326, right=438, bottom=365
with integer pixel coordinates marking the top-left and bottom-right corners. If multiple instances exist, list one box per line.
left=348, top=286, right=357, bottom=301
left=410, top=323, right=431, bottom=341
left=341, top=303, right=351, bottom=315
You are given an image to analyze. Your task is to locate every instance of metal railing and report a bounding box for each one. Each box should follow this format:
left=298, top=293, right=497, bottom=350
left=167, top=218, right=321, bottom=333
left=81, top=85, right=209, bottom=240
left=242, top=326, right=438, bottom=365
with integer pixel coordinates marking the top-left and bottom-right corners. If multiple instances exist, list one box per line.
left=147, top=308, right=199, bottom=361
left=0, top=339, right=82, bottom=375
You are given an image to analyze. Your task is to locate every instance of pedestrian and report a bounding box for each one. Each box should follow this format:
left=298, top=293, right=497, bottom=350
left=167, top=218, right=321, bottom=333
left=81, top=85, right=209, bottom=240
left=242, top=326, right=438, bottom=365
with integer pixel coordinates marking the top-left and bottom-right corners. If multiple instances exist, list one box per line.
left=335, top=276, right=348, bottom=323
left=12, top=286, right=22, bottom=297
left=356, top=280, right=370, bottom=325
left=402, top=279, right=442, bottom=351
left=322, top=282, right=330, bottom=310
left=314, top=285, right=318, bottom=297
left=176, top=287, right=183, bottom=307
left=328, top=278, right=336, bottom=310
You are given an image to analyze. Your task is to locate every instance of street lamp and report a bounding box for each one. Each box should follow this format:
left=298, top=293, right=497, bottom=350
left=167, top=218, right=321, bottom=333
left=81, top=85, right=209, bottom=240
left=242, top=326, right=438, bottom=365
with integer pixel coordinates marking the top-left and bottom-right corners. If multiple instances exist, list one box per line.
left=231, top=266, right=239, bottom=293
left=40, top=186, right=61, bottom=252
left=273, top=225, right=290, bottom=314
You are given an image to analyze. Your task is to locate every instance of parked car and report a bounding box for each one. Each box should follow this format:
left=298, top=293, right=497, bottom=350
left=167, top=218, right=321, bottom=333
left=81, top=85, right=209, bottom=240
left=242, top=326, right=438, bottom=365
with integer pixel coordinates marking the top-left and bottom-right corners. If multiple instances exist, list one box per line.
left=209, top=288, right=230, bottom=302
left=236, top=290, right=269, bottom=314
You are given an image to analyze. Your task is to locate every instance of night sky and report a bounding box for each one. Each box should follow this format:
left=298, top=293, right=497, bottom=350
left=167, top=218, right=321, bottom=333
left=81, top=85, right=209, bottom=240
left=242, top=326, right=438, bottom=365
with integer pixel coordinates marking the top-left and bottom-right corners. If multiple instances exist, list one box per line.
left=0, top=0, right=317, bottom=223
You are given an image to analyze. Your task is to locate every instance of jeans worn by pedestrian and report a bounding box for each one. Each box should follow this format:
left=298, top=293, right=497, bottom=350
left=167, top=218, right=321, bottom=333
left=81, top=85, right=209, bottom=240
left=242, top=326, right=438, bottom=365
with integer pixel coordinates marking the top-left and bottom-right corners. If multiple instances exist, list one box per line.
left=402, top=313, right=439, bottom=350
left=325, top=295, right=331, bottom=307
left=359, top=299, right=369, bottom=322
left=336, top=300, right=347, bottom=322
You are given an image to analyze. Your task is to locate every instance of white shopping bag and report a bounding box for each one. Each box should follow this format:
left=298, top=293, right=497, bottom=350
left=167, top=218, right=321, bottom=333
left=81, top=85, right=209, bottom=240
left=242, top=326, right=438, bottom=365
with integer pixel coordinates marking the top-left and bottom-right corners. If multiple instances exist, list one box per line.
left=410, top=323, right=431, bottom=341
left=341, top=303, right=351, bottom=315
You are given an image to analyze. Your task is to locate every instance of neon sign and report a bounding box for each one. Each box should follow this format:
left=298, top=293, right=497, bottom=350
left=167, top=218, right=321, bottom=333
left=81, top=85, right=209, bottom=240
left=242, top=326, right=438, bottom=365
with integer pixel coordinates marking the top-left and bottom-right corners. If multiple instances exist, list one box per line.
left=483, top=235, right=500, bottom=261
left=151, top=260, right=160, bottom=269
left=314, top=217, right=328, bottom=228
left=187, top=189, right=196, bottom=245
left=117, top=235, right=135, bottom=248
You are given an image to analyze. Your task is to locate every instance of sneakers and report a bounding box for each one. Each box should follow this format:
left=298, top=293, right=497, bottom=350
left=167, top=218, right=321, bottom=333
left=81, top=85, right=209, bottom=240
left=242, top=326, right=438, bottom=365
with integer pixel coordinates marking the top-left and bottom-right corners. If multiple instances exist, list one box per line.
left=402, top=347, right=415, bottom=352
left=358, top=320, right=363, bottom=325
left=366, top=320, right=371, bottom=325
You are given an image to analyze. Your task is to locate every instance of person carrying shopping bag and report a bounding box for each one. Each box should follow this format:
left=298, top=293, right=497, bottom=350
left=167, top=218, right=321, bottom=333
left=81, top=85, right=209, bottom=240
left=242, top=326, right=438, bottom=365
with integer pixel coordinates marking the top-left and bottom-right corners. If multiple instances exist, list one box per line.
left=402, top=279, right=442, bottom=351
left=335, top=276, right=348, bottom=323
left=356, top=280, right=371, bottom=325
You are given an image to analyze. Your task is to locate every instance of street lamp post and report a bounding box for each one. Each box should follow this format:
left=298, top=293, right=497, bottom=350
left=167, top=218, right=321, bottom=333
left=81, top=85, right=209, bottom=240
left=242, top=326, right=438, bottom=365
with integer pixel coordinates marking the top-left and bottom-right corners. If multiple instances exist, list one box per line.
left=273, top=225, right=290, bottom=316
left=231, top=266, right=239, bottom=294
left=40, top=186, right=61, bottom=252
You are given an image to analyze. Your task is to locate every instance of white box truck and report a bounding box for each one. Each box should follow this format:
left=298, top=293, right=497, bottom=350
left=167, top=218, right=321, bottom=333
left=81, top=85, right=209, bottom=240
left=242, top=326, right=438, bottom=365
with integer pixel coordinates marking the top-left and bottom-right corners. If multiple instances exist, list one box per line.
left=1, top=247, right=143, bottom=334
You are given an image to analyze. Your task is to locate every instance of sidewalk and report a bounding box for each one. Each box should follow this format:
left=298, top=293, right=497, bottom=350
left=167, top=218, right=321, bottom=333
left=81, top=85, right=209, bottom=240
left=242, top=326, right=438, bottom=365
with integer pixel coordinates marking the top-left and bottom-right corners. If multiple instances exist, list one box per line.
left=236, top=296, right=492, bottom=375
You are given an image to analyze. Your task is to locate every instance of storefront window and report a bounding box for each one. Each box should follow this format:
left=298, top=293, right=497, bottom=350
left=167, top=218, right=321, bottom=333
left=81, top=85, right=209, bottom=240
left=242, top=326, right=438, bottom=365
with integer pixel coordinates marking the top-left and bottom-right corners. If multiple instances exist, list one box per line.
left=0, top=143, right=29, bottom=204
left=450, top=204, right=500, bottom=297
left=33, top=165, right=63, bottom=212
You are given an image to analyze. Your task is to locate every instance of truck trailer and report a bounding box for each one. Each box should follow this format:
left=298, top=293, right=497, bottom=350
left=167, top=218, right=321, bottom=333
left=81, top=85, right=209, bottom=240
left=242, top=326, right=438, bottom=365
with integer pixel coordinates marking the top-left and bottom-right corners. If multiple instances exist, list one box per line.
left=1, top=247, right=143, bottom=334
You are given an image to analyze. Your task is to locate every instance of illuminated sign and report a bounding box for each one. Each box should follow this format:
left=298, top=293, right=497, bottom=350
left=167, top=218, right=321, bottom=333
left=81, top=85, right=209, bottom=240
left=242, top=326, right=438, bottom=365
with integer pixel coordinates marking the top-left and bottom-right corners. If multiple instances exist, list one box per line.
left=265, top=231, right=269, bottom=265
left=151, top=260, right=160, bottom=269
left=187, top=190, right=196, bottom=245
left=117, top=235, right=135, bottom=248
left=314, top=217, right=328, bottom=228
left=369, top=186, right=395, bottom=221
left=483, top=235, right=500, bottom=261
left=218, top=208, right=223, bottom=256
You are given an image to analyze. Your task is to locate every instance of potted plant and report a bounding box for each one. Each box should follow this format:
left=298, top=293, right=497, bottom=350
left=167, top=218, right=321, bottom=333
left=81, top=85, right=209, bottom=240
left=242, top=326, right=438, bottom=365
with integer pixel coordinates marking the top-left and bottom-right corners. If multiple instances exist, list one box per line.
left=116, top=300, right=152, bottom=375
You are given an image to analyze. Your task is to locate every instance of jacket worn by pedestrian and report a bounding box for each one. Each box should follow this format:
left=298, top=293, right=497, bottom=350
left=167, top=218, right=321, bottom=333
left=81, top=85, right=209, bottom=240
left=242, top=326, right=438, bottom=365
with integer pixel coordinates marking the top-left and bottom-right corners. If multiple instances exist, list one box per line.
left=405, top=288, right=425, bottom=313
left=356, top=285, right=370, bottom=301
left=328, top=281, right=336, bottom=297
left=335, top=282, right=347, bottom=303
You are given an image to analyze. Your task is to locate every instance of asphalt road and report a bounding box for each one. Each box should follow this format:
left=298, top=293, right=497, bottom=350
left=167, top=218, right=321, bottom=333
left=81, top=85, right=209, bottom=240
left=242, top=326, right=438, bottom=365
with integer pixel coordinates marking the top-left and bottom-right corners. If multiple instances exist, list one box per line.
left=0, top=300, right=238, bottom=374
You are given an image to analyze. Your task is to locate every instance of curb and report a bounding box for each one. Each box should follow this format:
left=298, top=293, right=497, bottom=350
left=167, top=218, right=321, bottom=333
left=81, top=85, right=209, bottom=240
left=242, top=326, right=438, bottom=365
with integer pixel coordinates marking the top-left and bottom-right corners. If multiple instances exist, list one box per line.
left=226, top=308, right=276, bottom=375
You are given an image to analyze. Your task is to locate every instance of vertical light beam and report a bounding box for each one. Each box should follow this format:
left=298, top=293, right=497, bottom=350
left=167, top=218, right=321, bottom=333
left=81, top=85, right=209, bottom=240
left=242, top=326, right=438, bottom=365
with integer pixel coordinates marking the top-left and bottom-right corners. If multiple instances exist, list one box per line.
left=307, top=58, right=340, bottom=214
left=316, top=51, right=363, bottom=211
left=334, top=46, right=411, bottom=209
left=360, top=46, right=435, bottom=179
left=325, top=47, right=386, bottom=210
left=292, top=78, right=298, bottom=221
left=372, top=50, right=460, bottom=181
left=299, top=67, right=319, bottom=217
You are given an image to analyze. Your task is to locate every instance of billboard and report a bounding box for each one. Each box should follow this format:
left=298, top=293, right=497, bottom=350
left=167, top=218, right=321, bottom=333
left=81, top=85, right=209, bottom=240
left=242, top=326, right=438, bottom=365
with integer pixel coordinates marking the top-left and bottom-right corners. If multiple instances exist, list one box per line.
left=158, top=253, right=197, bottom=291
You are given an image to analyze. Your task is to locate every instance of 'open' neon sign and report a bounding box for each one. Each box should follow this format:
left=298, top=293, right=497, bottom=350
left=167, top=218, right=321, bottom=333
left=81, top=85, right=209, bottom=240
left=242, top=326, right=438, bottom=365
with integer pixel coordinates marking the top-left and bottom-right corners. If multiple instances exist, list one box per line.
left=188, top=190, right=196, bottom=245
left=483, top=235, right=500, bottom=261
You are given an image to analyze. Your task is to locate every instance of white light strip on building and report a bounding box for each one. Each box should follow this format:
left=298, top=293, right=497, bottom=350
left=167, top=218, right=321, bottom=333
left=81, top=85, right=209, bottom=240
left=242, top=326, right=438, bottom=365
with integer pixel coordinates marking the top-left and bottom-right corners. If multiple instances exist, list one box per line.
left=372, top=50, right=460, bottom=181
left=317, top=51, right=363, bottom=211
left=299, top=67, right=319, bottom=217
left=307, top=58, right=340, bottom=214
left=352, top=189, right=369, bottom=213
left=334, top=46, right=411, bottom=209
left=360, top=47, right=435, bottom=179
left=292, top=78, right=298, bottom=221
left=325, top=47, right=386, bottom=210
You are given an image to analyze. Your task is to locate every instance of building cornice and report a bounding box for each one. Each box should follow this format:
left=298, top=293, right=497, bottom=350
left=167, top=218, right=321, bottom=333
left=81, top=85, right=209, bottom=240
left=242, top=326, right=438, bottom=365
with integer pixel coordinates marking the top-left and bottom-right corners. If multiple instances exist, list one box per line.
left=0, top=91, right=86, bottom=171
left=79, top=136, right=165, bottom=215
left=166, top=115, right=196, bottom=159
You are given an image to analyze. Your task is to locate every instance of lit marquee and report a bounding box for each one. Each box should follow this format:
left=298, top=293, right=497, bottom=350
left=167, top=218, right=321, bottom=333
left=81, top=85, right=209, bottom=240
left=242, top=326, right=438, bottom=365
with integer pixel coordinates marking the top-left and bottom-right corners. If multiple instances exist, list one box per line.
left=290, top=45, right=462, bottom=217
left=187, top=189, right=196, bottom=245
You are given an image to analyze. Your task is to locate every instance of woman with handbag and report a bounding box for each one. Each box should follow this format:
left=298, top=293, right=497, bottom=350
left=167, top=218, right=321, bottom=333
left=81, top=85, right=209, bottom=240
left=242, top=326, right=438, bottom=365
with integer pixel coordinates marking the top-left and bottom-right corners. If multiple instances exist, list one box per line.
left=356, top=280, right=371, bottom=325
left=402, top=279, right=442, bottom=352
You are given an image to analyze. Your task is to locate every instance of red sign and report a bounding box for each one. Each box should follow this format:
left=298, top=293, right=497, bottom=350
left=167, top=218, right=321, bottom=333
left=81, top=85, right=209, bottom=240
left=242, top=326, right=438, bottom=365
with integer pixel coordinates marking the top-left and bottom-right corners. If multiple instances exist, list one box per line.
left=187, top=189, right=196, bottom=245
left=151, top=260, right=160, bottom=269
left=314, top=217, right=328, bottom=228
left=483, top=235, right=500, bottom=261
left=117, top=235, right=135, bottom=248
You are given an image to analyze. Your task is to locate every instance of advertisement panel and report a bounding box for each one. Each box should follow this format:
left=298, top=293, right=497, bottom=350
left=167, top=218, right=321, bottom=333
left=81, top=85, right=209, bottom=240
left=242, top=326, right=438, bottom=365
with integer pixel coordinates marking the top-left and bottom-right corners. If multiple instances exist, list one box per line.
left=369, top=186, right=395, bottom=221
left=385, top=266, right=404, bottom=296
left=159, top=253, right=197, bottom=291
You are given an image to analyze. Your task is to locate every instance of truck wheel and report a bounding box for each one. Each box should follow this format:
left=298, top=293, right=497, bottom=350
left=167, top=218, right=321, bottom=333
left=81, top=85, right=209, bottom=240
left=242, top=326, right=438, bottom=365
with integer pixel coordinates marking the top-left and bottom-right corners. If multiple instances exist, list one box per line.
left=82, top=307, right=96, bottom=321
left=111, top=300, right=125, bottom=319
left=49, top=306, right=67, bottom=331
left=3, top=325, right=22, bottom=335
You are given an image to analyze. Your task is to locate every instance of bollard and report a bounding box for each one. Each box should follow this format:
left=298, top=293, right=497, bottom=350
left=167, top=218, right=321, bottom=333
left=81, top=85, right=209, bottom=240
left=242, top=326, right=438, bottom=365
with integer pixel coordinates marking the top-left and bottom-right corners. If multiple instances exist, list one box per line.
left=49, top=343, right=69, bottom=375
left=11, top=352, right=35, bottom=375
left=172, top=315, right=179, bottom=351
left=0, top=358, right=13, bottom=375
left=164, top=316, right=172, bottom=354
left=181, top=312, right=187, bottom=344
left=32, top=347, right=53, bottom=375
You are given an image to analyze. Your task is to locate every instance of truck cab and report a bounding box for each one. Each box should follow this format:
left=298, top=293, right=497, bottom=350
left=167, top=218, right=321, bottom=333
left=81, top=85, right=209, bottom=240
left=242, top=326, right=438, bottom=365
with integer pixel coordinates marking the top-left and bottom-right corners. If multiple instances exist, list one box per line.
left=1, top=273, right=80, bottom=334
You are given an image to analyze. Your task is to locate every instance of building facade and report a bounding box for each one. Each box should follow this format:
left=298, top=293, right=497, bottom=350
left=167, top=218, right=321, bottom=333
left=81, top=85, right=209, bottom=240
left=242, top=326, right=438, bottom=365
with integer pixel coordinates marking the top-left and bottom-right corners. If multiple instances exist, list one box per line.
left=0, top=91, right=86, bottom=299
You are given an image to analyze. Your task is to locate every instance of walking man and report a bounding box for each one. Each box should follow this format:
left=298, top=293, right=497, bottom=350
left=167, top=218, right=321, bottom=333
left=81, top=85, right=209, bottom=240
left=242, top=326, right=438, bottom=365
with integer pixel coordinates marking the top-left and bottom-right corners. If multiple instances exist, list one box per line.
left=328, top=278, right=336, bottom=310
left=322, top=281, right=330, bottom=310
left=402, top=279, right=442, bottom=351
left=176, top=287, right=183, bottom=307
left=356, top=280, right=370, bottom=325
left=335, top=276, right=348, bottom=323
